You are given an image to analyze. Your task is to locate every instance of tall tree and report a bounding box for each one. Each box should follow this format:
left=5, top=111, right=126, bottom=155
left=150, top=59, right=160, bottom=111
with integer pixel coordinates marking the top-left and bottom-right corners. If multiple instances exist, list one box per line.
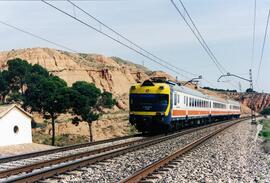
left=71, top=81, right=116, bottom=142
left=6, top=58, right=31, bottom=94
left=0, top=71, right=9, bottom=103
left=24, top=75, right=72, bottom=145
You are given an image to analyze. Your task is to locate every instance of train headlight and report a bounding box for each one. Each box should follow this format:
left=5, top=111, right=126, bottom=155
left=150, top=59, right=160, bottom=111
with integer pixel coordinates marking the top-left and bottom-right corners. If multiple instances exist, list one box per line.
left=159, top=86, right=164, bottom=90
left=131, top=86, right=136, bottom=90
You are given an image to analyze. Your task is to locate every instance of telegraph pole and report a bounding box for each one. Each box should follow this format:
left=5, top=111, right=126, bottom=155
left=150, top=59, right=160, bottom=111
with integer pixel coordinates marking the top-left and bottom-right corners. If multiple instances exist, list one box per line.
left=249, top=69, right=256, bottom=124
left=217, top=70, right=256, bottom=124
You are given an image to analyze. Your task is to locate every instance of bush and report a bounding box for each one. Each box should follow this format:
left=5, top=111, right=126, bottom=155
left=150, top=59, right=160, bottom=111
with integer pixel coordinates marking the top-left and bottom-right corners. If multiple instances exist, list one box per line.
left=261, top=108, right=270, bottom=115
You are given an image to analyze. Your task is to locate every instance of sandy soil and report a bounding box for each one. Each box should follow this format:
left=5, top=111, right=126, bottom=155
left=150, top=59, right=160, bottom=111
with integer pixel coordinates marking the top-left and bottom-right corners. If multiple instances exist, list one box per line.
left=0, top=143, right=54, bottom=157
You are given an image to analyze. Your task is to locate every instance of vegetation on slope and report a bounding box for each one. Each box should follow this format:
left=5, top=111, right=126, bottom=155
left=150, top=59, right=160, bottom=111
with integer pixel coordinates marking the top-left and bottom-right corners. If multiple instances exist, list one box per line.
left=261, top=108, right=270, bottom=116
left=110, top=56, right=149, bottom=72
left=259, top=119, right=270, bottom=153
left=203, top=86, right=237, bottom=93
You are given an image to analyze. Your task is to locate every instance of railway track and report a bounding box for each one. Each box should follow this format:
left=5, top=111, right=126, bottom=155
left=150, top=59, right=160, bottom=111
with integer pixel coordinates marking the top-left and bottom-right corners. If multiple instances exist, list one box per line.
left=0, top=118, right=247, bottom=183
left=0, top=133, right=143, bottom=164
left=120, top=118, right=244, bottom=183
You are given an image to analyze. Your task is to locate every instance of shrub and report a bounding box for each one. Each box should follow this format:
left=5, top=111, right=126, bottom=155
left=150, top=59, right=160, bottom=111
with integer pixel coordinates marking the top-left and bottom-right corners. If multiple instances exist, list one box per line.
left=261, top=108, right=270, bottom=115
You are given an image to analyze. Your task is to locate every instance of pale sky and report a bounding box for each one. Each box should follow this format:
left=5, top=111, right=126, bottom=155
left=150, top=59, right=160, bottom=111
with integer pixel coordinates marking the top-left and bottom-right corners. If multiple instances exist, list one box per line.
left=0, top=0, right=270, bottom=92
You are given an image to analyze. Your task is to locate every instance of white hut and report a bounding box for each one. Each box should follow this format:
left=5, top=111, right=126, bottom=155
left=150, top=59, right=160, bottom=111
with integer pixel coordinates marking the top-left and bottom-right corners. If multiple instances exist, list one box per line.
left=0, top=104, right=32, bottom=146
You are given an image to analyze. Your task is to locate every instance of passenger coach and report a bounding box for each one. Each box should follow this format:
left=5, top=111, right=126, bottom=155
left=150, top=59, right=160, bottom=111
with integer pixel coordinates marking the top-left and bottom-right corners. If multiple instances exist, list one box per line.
left=129, top=77, right=241, bottom=133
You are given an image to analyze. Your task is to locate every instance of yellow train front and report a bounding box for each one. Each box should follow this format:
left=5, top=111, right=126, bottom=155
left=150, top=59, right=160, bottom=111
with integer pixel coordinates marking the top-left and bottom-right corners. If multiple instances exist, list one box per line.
left=129, top=79, right=172, bottom=133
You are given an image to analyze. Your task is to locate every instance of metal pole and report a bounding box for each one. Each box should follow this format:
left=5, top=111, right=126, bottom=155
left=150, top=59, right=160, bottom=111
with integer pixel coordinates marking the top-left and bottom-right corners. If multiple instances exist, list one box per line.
left=217, top=70, right=257, bottom=124
left=250, top=69, right=257, bottom=124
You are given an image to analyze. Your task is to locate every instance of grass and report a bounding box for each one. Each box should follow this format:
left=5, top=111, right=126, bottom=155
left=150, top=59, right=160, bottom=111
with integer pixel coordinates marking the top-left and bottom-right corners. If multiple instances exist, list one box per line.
left=259, top=119, right=270, bottom=153
left=259, top=119, right=270, bottom=140
left=33, top=131, right=89, bottom=147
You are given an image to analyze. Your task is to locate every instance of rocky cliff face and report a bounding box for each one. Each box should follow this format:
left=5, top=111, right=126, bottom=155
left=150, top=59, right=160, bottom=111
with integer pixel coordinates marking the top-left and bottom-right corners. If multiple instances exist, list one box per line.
left=0, top=48, right=147, bottom=94
left=0, top=48, right=173, bottom=111
left=241, top=93, right=270, bottom=112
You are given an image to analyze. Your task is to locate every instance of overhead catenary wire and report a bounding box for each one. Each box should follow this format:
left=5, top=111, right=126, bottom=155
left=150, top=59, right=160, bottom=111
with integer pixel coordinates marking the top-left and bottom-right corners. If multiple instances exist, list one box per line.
left=170, top=0, right=226, bottom=75
left=177, top=0, right=239, bottom=90
left=41, top=0, right=199, bottom=80
left=256, top=8, right=270, bottom=84
left=0, top=20, right=79, bottom=54
left=66, top=0, right=198, bottom=78
left=170, top=0, right=238, bottom=89
left=177, top=0, right=227, bottom=74
left=0, top=20, right=106, bottom=69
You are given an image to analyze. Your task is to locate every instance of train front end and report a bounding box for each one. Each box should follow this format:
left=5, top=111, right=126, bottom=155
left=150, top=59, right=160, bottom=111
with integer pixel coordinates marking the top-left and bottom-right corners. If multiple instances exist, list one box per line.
left=129, top=80, right=171, bottom=133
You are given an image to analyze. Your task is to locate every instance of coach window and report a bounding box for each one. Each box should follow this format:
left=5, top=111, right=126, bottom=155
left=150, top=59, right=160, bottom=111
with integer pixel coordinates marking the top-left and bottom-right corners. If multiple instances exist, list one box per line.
left=174, top=93, right=177, bottom=106
left=177, top=94, right=180, bottom=104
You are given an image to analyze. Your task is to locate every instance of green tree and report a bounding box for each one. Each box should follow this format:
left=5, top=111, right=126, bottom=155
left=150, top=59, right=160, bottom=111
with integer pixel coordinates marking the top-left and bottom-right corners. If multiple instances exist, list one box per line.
left=30, top=64, right=49, bottom=77
left=6, top=58, right=31, bottom=94
left=24, top=75, right=72, bottom=146
left=261, top=108, right=270, bottom=115
left=71, top=81, right=116, bottom=142
left=0, top=71, right=9, bottom=103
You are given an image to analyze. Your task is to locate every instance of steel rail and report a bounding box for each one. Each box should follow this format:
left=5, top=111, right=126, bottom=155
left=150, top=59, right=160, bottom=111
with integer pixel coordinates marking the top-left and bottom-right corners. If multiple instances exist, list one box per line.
left=0, top=135, right=158, bottom=179
left=0, top=119, right=240, bottom=183
left=0, top=133, right=143, bottom=164
left=120, top=119, right=245, bottom=183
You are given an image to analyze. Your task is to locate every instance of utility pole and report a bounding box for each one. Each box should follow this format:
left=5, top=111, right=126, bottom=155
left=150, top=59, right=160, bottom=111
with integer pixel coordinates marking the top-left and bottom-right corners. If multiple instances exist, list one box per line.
left=217, top=70, right=256, bottom=124
left=249, top=69, right=256, bottom=124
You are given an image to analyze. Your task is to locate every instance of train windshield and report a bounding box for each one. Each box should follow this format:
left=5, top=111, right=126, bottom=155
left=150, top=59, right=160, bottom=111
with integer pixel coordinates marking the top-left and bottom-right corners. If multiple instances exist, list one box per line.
left=130, top=94, right=169, bottom=112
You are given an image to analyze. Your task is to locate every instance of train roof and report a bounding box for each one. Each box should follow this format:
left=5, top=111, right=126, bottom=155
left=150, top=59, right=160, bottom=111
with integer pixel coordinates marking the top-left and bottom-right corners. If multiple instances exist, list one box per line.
left=171, top=84, right=209, bottom=99
left=166, top=81, right=239, bottom=105
left=227, top=99, right=240, bottom=106
left=135, top=78, right=240, bottom=105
